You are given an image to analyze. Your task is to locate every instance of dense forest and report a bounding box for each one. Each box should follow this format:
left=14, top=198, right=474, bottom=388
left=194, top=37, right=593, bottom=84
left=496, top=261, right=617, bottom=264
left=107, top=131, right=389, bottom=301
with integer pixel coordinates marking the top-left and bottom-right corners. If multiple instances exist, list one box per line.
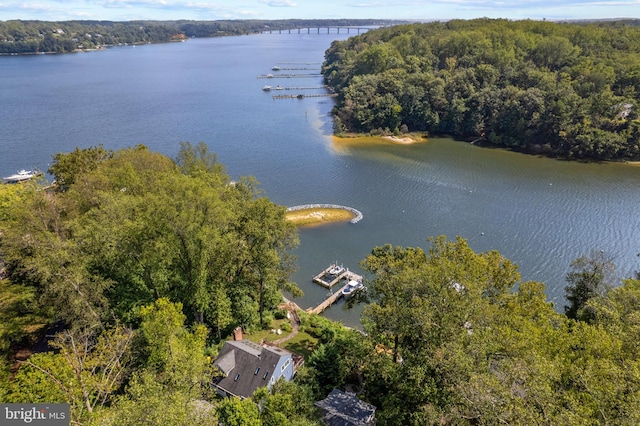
left=1, top=145, right=639, bottom=425
left=0, top=19, right=396, bottom=54
left=323, top=19, right=640, bottom=161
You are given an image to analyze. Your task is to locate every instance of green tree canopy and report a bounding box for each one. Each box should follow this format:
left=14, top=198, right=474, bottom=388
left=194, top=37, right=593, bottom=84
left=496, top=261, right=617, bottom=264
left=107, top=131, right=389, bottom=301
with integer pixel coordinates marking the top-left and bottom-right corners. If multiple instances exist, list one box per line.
left=1, top=144, right=300, bottom=340
left=324, top=19, right=640, bottom=161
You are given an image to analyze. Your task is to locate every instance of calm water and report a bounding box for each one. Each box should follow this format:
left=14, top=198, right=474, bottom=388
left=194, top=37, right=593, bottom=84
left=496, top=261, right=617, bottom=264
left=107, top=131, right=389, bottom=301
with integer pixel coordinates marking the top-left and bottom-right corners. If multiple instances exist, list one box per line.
left=2, top=33, right=640, bottom=326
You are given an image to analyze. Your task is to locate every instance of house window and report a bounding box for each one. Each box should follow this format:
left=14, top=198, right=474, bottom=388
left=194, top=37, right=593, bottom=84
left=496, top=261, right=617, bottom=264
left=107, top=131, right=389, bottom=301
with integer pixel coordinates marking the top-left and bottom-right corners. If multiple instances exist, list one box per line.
left=263, top=371, right=269, bottom=380
left=281, top=358, right=291, bottom=372
left=254, top=367, right=260, bottom=375
left=234, top=374, right=240, bottom=382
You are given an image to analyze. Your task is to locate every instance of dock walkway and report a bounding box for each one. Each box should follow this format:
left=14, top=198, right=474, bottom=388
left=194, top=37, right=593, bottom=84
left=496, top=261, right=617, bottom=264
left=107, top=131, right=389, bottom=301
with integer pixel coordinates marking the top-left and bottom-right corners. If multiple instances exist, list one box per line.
left=307, top=282, right=349, bottom=314
left=273, top=93, right=337, bottom=100
left=257, top=73, right=322, bottom=79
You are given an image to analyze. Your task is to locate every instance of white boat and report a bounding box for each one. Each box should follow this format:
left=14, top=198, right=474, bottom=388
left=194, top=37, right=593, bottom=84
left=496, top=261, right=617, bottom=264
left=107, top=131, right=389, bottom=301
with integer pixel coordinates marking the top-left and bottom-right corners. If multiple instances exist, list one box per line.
left=329, top=265, right=345, bottom=275
left=2, top=169, right=41, bottom=184
left=341, top=279, right=364, bottom=297
left=272, top=66, right=281, bottom=71
left=262, top=85, right=272, bottom=91
left=274, top=85, right=284, bottom=90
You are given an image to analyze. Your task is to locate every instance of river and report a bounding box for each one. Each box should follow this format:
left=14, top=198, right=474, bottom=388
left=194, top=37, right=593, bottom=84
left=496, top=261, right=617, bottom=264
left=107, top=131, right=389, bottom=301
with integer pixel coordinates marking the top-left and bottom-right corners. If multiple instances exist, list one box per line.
left=2, top=32, right=639, bottom=326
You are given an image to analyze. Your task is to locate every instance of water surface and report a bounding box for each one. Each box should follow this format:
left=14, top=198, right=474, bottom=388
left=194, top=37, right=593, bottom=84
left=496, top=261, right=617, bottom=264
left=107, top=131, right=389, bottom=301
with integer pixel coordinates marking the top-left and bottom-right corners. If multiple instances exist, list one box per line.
left=2, top=33, right=639, bottom=326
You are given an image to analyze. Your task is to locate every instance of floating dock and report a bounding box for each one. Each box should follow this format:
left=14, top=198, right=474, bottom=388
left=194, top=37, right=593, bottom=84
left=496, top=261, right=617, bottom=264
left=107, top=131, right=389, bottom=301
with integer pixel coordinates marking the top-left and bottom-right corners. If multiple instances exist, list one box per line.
left=312, top=263, right=363, bottom=288
left=313, top=263, right=345, bottom=288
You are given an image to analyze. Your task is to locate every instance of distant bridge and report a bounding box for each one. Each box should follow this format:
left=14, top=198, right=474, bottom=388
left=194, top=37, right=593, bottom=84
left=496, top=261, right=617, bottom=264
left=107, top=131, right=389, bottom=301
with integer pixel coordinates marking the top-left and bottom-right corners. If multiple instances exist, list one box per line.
left=261, top=26, right=372, bottom=35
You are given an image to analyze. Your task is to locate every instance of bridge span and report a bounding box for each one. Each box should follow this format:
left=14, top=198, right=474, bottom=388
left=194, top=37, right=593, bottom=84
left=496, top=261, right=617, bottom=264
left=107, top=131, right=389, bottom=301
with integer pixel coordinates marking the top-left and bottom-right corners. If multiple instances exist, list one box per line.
left=262, top=26, right=371, bottom=35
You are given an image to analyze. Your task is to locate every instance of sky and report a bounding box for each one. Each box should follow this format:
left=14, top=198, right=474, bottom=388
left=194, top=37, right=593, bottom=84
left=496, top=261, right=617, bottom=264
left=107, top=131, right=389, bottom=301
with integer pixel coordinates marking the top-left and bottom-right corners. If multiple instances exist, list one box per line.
left=0, top=0, right=638, bottom=22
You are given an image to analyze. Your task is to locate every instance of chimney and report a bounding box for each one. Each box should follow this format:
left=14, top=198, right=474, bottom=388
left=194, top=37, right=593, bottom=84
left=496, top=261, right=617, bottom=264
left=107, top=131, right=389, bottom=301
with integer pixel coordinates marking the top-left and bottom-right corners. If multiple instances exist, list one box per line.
left=233, top=326, right=243, bottom=341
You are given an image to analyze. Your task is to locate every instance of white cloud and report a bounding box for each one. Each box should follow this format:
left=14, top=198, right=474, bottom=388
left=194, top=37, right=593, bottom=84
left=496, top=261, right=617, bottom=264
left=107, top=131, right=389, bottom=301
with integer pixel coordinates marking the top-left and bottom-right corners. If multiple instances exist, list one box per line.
left=262, top=0, right=297, bottom=7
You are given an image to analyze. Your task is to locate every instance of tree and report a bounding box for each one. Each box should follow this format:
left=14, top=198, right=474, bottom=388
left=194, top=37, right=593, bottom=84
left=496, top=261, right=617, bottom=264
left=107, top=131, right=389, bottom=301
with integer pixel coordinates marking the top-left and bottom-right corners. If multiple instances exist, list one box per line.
left=4, top=325, right=133, bottom=424
left=48, top=145, right=113, bottom=191
left=230, top=191, right=300, bottom=328
left=216, top=397, right=261, bottom=426
left=175, top=141, right=226, bottom=178
left=564, top=251, right=616, bottom=321
left=0, top=176, right=112, bottom=329
left=90, top=299, right=214, bottom=425
left=3, top=352, right=72, bottom=404
left=137, top=298, right=211, bottom=394
left=323, top=19, right=640, bottom=161
left=252, top=380, right=319, bottom=426
left=93, top=370, right=217, bottom=426
left=586, top=277, right=640, bottom=358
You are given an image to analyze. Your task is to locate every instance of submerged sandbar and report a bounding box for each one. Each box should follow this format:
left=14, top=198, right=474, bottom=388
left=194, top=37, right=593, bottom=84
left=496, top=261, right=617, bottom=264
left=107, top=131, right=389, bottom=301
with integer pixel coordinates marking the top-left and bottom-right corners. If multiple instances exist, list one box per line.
left=285, top=204, right=363, bottom=227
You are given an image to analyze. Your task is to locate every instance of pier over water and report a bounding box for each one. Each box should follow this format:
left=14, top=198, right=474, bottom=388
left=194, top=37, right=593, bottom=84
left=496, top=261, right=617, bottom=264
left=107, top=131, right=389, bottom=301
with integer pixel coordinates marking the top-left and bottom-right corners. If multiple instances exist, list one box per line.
left=306, top=262, right=364, bottom=314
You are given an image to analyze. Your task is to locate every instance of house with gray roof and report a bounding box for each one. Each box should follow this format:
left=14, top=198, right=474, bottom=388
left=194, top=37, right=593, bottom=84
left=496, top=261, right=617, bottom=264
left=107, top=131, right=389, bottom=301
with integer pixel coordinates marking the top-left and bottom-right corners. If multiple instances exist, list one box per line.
left=212, top=339, right=298, bottom=399
left=315, top=388, right=377, bottom=426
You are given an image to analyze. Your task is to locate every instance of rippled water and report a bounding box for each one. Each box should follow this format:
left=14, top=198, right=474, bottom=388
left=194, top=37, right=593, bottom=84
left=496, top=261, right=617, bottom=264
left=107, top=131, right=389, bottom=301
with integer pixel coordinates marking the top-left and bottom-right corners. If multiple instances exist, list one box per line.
left=2, top=34, right=640, bottom=326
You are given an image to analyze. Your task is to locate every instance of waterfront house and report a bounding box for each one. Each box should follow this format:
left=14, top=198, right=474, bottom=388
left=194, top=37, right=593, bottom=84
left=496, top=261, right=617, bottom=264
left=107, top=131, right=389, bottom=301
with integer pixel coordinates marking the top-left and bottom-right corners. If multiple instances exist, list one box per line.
left=212, top=334, right=298, bottom=399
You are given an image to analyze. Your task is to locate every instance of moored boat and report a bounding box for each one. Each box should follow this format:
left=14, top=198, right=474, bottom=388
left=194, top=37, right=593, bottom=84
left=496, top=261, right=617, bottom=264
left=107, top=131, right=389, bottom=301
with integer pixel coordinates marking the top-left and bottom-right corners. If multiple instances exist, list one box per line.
left=329, top=264, right=345, bottom=275
left=341, top=279, right=364, bottom=297
left=2, top=169, right=42, bottom=184
left=262, top=85, right=273, bottom=91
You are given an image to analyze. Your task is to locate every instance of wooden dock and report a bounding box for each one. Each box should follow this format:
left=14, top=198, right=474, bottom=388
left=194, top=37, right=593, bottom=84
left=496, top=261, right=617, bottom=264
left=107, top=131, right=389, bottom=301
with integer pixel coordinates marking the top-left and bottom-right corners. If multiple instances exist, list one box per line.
left=312, top=263, right=359, bottom=288
left=273, top=93, right=337, bottom=100
left=307, top=282, right=349, bottom=314
left=312, top=263, right=341, bottom=288
left=280, top=86, right=328, bottom=90
left=272, top=67, right=317, bottom=71
left=257, top=74, right=322, bottom=79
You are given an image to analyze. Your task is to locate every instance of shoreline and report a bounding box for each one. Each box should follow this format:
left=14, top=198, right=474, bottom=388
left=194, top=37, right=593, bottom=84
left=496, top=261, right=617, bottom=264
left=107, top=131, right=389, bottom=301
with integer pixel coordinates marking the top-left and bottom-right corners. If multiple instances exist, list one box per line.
left=332, top=133, right=640, bottom=166
left=332, top=132, right=428, bottom=147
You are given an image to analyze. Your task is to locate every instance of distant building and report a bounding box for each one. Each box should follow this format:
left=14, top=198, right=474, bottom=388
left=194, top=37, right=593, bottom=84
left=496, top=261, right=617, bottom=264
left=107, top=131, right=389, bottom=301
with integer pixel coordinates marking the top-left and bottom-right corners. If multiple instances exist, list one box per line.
left=315, top=388, right=377, bottom=426
left=212, top=333, right=300, bottom=399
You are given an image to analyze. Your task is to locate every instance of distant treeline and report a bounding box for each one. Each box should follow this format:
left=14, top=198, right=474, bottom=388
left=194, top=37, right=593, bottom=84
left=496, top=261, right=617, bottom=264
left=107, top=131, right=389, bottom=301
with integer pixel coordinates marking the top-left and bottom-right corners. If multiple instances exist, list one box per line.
left=0, top=19, right=398, bottom=55
left=323, top=19, right=640, bottom=161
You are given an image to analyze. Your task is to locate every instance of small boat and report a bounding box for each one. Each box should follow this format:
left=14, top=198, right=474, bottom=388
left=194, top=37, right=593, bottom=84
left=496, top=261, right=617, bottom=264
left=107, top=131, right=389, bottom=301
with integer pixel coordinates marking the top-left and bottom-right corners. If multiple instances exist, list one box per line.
left=274, top=85, right=284, bottom=90
left=329, top=264, right=344, bottom=275
left=341, top=280, right=364, bottom=297
left=2, top=169, right=41, bottom=184
left=262, top=85, right=272, bottom=91
left=272, top=66, right=281, bottom=71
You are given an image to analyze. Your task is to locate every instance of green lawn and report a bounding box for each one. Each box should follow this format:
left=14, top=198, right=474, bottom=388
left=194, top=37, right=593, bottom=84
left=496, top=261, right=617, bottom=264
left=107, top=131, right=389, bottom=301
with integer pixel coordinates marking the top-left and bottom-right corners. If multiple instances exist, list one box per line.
left=242, top=319, right=319, bottom=358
